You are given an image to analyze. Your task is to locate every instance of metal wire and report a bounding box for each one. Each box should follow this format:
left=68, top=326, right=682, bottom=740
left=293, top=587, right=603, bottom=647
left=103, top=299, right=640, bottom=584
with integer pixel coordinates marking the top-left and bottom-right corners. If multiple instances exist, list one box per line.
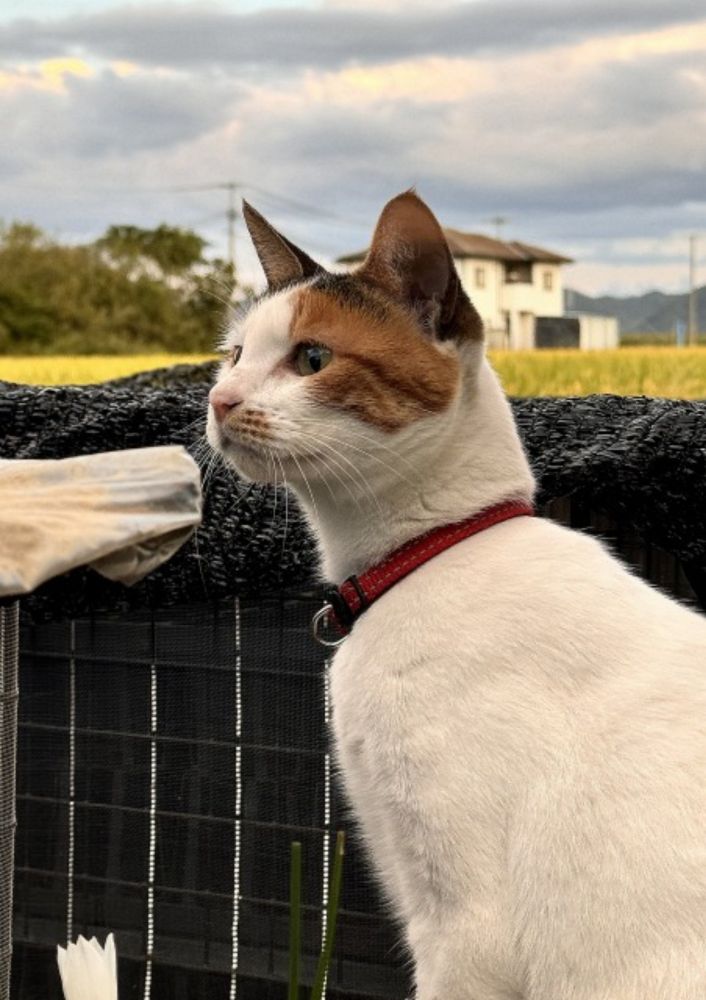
left=0, top=601, right=19, bottom=1000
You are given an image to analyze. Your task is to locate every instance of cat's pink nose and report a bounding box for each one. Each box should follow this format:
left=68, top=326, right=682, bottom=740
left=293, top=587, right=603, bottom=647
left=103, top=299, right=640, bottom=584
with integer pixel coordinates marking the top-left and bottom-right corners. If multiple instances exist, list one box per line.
left=209, top=383, right=243, bottom=423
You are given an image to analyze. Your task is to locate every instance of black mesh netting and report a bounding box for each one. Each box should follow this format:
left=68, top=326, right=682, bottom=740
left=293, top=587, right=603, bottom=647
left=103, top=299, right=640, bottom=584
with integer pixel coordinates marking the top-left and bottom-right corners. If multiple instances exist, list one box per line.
left=0, top=602, right=19, bottom=1000
left=13, top=596, right=402, bottom=1000
left=2, top=364, right=706, bottom=999
left=2, top=363, right=706, bottom=621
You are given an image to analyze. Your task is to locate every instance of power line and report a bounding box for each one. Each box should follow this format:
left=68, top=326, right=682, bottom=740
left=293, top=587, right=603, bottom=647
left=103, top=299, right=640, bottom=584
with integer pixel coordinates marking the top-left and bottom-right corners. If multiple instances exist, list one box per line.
left=688, top=234, right=699, bottom=345
left=245, top=184, right=360, bottom=226
left=170, top=180, right=242, bottom=276
left=172, top=179, right=370, bottom=280
left=187, top=210, right=229, bottom=229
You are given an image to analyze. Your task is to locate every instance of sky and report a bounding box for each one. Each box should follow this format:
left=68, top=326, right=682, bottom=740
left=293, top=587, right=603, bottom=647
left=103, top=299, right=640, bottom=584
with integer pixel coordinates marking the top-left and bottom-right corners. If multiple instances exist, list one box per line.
left=1, top=0, right=705, bottom=296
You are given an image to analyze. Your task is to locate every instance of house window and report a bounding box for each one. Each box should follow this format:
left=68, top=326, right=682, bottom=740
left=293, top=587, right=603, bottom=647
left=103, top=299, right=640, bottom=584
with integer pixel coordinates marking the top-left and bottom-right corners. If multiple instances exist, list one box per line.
left=475, top=266, right=486, bottom=289
left=504, top=262, right=532, bottom=284
left=543, top=270, right=554, bottom=291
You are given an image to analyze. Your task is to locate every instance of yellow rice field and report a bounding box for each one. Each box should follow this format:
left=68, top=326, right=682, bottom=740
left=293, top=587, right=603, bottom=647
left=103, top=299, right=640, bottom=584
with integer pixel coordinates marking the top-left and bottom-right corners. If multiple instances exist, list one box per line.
left=491, top=347, right=706, bottom=399
left=0, top=354, right=216, bottom=386
left=2, top=348, right=706, bottom=399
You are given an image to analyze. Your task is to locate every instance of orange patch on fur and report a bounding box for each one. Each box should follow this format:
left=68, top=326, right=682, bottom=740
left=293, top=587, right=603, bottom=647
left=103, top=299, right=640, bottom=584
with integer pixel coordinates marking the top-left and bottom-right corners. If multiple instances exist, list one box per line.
left=290, top=286, right=460, bottom=431
left=227, top=407, right=273, bottom=446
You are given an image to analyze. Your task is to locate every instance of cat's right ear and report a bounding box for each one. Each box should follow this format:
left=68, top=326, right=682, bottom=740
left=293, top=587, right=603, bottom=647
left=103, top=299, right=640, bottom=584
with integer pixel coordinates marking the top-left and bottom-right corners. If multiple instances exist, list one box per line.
left=242, top=201, right=323, bottom=291
left=359, top=191, right=482, bottom=343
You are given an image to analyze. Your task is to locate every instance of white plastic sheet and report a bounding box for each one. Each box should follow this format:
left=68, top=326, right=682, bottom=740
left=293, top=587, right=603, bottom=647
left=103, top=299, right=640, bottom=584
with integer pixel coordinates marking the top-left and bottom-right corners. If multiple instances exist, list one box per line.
left=0, top=445, right=202, bottom=597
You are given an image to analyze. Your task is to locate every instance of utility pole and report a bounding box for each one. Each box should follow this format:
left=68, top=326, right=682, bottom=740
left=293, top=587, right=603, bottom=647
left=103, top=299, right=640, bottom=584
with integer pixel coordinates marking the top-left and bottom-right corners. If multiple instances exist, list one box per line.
left=226, top=181, right=237, bottom=282
left=688, top=234, right=698, bottom=345
left=488, top=216, right=508, bottom=240
left=174, top=180, right=240, bottom=290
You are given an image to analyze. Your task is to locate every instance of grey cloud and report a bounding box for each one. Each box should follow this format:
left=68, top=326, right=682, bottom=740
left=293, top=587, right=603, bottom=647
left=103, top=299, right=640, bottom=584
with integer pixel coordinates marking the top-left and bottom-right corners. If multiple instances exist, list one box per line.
left=432, top=48, right=706, bottom=138
left=206, top=24, right=700, bottom=220
left=1, top=0, right=704, bottom=70
left=249, top=101, right=431, bottom=163
left=585, top=53, right=706, bottom=126
left=67, top=72, right=238, bottom=157
left=3, top=69, right=239, bottom=159
left=2, top=0, right=705, bottom=289
left=227, top=41, right=705, bottom=221
left=401, top=147, right=706, bottom=218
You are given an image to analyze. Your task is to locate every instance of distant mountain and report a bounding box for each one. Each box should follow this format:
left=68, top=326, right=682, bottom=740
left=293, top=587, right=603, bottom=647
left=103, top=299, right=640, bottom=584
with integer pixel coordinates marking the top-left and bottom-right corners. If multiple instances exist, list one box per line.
left=564, top=286, right=706, bottom=335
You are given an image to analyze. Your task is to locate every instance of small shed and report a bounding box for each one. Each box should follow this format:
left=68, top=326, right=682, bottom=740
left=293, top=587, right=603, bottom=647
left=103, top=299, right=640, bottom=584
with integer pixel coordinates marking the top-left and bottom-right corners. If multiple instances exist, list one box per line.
left=536, top=313, right=619, bottom=350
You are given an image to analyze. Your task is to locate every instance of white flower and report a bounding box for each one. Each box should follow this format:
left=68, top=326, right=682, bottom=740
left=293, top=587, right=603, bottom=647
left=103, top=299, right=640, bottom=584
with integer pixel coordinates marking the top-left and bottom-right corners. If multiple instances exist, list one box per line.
left=56, top=934, right=118, bottom=1000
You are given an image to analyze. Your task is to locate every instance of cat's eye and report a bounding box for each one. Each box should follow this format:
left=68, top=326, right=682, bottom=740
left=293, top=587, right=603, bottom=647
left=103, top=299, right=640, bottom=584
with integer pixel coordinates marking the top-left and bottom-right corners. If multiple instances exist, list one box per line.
left=230, top=344, right=243, bottom=366
left=295, top=343, right=332, bottom=376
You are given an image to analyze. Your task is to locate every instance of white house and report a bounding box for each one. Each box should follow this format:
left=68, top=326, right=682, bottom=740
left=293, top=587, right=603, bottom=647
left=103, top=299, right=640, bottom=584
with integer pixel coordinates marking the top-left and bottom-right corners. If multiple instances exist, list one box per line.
left=339, top=229, right=617, bottom=350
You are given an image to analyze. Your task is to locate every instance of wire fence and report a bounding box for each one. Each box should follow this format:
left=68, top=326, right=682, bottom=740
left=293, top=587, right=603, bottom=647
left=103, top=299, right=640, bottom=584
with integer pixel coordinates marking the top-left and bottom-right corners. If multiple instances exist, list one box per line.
left=9, top=500, right=705, bottom=999
left=4, top=373, right=706, bottom=998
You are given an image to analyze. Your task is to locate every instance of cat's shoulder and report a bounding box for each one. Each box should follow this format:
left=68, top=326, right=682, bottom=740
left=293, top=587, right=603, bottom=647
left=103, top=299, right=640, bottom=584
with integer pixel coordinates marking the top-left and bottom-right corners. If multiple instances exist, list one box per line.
left=346, top=512, right=706, bottom=667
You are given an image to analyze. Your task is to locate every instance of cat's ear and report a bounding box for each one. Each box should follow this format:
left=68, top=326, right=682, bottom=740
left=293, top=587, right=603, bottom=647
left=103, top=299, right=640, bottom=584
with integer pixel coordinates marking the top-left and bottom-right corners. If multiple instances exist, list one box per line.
left=360, top=191, right=480, bottom=342
left=242, top=201, right=323, bottom=290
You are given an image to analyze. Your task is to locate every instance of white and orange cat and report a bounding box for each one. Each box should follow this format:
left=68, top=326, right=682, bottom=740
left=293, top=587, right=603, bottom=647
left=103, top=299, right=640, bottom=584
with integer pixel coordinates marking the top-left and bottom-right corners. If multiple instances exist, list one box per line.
left=208, top=192, right=706, bottom=1000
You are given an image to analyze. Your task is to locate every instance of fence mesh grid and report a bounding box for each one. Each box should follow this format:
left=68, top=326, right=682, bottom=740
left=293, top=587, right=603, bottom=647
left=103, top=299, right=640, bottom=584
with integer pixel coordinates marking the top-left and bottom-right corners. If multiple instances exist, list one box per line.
left=9, top=503, right=706, bottom=1000
left=12, top=592, right=408, bottom=1000
left=1, top=601, right=19, bottom=1000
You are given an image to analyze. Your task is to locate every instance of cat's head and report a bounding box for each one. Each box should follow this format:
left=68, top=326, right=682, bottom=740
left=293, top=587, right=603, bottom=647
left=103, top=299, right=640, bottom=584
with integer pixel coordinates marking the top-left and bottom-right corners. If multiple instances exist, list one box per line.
left=207, top=191, right=484, bottom=493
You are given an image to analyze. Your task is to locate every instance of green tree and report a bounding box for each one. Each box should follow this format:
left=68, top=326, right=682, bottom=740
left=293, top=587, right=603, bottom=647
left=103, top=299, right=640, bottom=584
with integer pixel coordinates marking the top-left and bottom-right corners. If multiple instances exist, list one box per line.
left=0, top=221, right=234, bottom=355
left=96, top=224, right=207, bottom=277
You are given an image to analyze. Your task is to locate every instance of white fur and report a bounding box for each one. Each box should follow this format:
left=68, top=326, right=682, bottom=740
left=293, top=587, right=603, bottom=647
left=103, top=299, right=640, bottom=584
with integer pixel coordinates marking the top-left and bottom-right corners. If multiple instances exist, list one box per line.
left=211, top=299, right=706, bottom=1000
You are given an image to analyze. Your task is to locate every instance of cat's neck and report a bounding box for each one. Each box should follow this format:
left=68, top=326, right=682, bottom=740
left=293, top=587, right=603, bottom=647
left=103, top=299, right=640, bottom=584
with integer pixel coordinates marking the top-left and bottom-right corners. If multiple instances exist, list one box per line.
left=294, top=360, right=536, bottom=583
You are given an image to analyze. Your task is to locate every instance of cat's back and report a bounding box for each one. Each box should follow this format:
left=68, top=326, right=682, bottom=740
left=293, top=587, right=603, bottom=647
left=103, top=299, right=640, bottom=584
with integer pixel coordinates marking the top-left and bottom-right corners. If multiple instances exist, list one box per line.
left=340, top=513, right=706, bottom=686
left=331, top=514, right=706, bottom=997
left=332, top=512, right=706, bottom=800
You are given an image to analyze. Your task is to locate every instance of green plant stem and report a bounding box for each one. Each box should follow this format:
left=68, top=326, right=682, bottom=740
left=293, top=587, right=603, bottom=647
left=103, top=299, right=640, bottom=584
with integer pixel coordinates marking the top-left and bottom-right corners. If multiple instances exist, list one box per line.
left=289, top=841, right=302, bottom=1000
left=310, top=831, right=346, bottom=1000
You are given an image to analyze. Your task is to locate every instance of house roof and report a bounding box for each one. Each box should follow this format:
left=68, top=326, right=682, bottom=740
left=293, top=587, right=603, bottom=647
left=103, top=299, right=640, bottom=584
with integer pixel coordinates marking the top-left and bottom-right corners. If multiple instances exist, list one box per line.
left=337, top=228, right=573, bottom=265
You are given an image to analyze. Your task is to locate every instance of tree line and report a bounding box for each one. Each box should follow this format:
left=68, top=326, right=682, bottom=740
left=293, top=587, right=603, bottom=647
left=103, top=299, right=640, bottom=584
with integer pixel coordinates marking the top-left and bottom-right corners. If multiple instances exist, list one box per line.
left=0, top=222, right=245, bottom=354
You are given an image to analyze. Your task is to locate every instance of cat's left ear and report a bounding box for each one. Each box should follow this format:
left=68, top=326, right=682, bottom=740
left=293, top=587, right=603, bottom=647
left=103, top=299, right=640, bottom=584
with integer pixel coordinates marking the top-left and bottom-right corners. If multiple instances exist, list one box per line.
left=360, top=191, right=481, bottom=342
left=243, top=201, right=323, bottom=291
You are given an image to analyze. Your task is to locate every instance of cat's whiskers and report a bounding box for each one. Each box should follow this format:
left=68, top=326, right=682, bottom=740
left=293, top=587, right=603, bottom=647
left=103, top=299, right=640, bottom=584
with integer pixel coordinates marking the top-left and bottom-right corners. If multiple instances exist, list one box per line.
left=285, top=446, right=320, bottom=525
left=301, top=446, right=365, bottom=516
left=189, top=427, right=246, bottom=498
left=272, top=450, right=290, bottom=560
left=182, top=424, right=209, bottom=446
left=260, top=425, right=381, bottom=516
left=280, top=414, right=420, bottom=479
left=190, top=439, right=214, bottom=471
left=189, top=431, right=208, bottom=451
left=296, top=434, right=383, bottom=517
left=300, top=452, right=337, bottom=506
left=210, top=408, right=422, bottom=504
left=185, top=424, right=209, bottom=449
left=285, top=421, right=416, bottom=493
left=196, top=439, right=255, bottom=513
left=191, top=450, right=218, bottom=589
left=265, top=447, right=279, bottom=533
left=200, top=449, right=221, bottom=499
left=181, top=411, right=208, bottom=429
left=200, top=282, right=239, bottom=317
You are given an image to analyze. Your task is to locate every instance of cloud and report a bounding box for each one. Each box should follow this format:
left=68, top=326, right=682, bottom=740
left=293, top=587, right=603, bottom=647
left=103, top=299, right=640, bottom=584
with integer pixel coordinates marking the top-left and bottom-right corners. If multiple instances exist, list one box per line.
left=1, top=1, right=705, bottom=295
left=226, top=40, right=706, bottom=218
left=565, top=260, right=693, bottom=296
left=1, top=0, right=704, bottom=70
left=1, top=66, right=241, bottom=158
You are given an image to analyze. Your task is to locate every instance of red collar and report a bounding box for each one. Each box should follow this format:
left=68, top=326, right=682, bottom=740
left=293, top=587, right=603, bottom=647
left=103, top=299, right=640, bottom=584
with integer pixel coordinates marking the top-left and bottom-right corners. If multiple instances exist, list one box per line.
left=312, top=499, right=534, bottom=646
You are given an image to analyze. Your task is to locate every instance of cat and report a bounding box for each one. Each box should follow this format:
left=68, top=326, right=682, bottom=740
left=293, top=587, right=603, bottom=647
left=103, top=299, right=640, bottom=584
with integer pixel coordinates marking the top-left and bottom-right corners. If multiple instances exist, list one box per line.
left=207, top=191, right=706, bottom=1000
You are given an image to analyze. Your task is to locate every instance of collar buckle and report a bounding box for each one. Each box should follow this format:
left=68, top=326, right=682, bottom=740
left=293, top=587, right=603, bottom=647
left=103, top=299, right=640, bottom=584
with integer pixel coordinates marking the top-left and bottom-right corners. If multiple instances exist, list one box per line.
left=311, top=603, right=347, bottom=649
